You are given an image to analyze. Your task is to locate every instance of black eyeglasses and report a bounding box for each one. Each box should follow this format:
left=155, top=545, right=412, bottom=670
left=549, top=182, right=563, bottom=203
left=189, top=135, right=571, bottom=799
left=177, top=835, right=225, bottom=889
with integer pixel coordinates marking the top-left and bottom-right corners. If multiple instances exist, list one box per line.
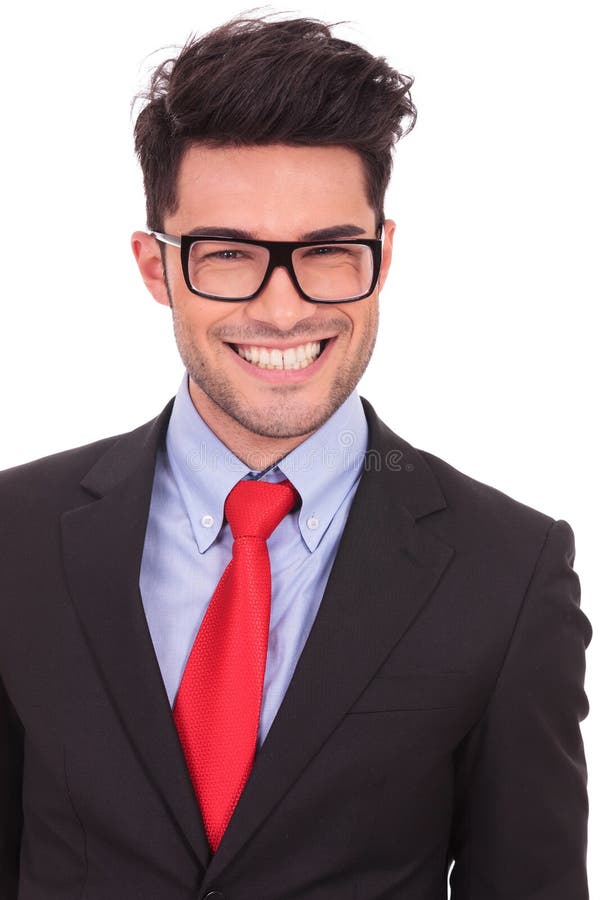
left=152, top=233, right=382, bottom=303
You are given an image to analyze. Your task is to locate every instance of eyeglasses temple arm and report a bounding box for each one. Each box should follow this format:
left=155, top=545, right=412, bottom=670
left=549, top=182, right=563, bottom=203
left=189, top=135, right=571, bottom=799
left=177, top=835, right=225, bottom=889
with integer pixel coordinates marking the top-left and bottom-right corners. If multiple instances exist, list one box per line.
left=150, top=232, right=182, bottom=249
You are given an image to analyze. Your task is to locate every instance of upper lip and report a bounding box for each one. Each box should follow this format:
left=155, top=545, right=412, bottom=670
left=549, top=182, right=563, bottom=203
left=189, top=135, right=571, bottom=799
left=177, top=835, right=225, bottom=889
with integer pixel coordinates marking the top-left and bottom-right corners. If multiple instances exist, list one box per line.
left=229, top=336, right=335, bottom=350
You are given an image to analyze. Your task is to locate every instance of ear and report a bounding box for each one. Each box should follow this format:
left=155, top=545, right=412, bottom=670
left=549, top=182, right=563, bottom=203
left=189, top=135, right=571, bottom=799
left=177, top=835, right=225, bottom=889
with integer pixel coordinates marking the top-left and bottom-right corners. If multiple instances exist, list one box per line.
left=378, top=218, right=396, bottom=292
left=131, top=231, right=171, bottom=307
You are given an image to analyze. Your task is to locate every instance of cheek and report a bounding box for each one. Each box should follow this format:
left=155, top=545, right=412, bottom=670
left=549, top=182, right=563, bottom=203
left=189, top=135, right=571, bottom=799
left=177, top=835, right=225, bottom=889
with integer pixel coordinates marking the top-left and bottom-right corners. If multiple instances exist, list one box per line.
left=173, top=292, right=216, bottom=329
left=352, top=300, right=379, bottom=343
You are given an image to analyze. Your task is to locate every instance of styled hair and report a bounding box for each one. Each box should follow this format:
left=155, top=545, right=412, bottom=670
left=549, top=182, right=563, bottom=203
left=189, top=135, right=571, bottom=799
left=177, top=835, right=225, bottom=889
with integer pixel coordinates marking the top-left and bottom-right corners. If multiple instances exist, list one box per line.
left=134, top=15, right=416, bottom=231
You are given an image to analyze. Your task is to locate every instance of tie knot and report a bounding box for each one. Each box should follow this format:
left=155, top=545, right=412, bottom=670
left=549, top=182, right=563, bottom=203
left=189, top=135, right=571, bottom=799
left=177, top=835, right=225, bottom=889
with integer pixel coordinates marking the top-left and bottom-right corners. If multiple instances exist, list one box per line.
left=225, top=479, right=298, bottom=540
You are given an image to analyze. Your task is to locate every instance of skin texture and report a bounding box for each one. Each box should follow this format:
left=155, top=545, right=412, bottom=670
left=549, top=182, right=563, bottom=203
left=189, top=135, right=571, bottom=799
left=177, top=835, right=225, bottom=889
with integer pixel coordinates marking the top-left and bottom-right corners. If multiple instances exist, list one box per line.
left=132, top=144, right=395, bottom=469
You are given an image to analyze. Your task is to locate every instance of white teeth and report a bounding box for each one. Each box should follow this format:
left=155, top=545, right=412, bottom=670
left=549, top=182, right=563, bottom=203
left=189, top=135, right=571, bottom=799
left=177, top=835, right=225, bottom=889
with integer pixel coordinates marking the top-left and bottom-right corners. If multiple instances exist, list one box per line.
left=235, top=340, right=325, bottom=370
left=270, top=349, right=284, bottom=369
left=283, top=348, right=296, bottom=369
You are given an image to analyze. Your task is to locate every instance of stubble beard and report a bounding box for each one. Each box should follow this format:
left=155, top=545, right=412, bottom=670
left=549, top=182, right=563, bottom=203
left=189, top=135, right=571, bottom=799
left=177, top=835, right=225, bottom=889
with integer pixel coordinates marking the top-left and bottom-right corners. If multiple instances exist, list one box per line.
left=171, top=304, right=379, bottom=440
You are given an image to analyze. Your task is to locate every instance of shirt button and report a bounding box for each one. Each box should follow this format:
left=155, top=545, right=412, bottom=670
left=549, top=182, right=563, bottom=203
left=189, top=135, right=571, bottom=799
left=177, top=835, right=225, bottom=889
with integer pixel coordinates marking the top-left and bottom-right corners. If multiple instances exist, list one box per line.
left=307, top=516, right=319, bottom=530
left=201, top=514, right=215, bottom=529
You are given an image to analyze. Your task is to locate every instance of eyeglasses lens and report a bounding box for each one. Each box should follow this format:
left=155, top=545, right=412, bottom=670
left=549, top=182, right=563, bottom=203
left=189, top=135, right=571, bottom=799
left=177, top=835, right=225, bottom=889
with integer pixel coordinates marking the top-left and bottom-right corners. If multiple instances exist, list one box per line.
left=187, top=240, right=374, bottom=301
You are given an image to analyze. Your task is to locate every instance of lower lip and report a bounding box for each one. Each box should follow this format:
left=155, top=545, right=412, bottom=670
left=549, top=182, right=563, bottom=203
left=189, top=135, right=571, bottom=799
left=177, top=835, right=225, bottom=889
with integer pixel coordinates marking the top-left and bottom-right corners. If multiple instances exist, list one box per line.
left=228, top=339, right=337, bottom=383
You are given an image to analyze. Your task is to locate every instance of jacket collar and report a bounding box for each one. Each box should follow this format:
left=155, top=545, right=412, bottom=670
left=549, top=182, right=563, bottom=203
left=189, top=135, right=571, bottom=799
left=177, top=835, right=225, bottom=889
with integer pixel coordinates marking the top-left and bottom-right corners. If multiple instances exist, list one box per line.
left=80, top=395, right=446, bottom=521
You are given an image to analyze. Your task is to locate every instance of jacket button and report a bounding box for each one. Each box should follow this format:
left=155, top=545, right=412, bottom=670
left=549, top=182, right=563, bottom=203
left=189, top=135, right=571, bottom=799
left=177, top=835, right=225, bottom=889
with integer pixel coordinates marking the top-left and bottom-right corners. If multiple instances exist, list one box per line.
left=203, top=893, right=225, bottom=900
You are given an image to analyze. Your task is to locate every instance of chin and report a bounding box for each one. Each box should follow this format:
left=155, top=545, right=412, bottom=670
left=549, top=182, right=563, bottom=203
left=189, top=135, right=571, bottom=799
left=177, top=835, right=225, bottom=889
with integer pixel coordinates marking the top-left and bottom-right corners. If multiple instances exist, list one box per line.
left=186, top=360, right=359, bottom=445
left=228, top=405, right=331, bottom=440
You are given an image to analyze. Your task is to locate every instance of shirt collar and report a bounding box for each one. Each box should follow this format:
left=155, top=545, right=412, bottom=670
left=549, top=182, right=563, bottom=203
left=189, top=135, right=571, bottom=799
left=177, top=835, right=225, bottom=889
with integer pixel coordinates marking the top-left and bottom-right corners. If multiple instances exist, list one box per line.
left=165, top=374, right=248, bottom=553
left=276, top=391, right=367, bottom=550
left=165, top=372, right=368, bottom=553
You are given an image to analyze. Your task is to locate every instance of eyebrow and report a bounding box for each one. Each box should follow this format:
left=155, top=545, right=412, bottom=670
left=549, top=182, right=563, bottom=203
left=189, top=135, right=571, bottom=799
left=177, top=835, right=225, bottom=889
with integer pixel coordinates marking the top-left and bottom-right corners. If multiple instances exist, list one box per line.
left=186, top=224, right=368, bottom=241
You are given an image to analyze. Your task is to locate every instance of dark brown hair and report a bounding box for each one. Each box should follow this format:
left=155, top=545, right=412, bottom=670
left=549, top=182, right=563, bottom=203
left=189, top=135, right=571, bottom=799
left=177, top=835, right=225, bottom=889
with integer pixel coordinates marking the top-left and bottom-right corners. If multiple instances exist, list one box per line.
left=134, top=15, right=416, bottom=231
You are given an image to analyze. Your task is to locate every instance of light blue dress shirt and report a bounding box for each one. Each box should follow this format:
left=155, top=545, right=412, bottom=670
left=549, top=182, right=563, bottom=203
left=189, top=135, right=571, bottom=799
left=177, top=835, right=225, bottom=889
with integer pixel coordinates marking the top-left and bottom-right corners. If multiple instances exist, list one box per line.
left=139, top=373, right=368, bottom=745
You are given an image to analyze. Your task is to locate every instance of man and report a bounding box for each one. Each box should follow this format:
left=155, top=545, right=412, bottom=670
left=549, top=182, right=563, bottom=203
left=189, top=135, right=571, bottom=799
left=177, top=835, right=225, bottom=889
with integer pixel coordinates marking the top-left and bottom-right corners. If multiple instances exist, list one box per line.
left=0, top=15, right=591, bottom=900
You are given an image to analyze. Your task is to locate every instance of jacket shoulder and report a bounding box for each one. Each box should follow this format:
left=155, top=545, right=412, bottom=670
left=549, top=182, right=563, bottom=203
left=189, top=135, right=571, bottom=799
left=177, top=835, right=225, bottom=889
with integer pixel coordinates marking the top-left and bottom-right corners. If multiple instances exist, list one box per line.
left=0, top=433, right=122, bottom=483
left=0, top=401, right=171, bottom=515
left=415, top=446, right=559, bottom=557
left=0, top=433, right=126, bottom=516
left=362, top=397, right=557, bottom=539
left=420, top=447, right=554, bottom=524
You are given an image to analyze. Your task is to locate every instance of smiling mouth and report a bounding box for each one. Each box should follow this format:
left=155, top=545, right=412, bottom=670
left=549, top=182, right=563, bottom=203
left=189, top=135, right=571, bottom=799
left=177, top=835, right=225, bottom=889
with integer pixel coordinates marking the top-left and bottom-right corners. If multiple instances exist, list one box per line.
left=230, top=339, right=329, bottom=370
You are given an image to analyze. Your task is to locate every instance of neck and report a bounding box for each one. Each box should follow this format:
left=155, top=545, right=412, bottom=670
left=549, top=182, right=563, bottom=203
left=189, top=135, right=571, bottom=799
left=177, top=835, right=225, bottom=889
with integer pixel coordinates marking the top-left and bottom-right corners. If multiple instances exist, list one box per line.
left=187, top=379, right=312, bottom=471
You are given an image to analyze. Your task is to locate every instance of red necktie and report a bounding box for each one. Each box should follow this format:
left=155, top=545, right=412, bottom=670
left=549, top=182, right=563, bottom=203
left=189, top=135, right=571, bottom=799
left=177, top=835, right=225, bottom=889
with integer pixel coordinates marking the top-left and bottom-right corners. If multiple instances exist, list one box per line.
left=173, top=478, right=298, bottom=852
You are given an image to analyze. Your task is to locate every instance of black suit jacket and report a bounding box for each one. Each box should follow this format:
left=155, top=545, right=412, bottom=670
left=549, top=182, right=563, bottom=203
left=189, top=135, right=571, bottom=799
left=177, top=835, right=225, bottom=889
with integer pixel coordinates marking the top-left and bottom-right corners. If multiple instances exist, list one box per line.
left=0, top=398, right=591, bottom=899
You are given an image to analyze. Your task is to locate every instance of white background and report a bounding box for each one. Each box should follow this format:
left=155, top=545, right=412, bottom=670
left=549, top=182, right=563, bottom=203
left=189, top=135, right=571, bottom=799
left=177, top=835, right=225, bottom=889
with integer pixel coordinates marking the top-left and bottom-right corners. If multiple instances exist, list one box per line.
left=1, top=0, right=598, bottom=892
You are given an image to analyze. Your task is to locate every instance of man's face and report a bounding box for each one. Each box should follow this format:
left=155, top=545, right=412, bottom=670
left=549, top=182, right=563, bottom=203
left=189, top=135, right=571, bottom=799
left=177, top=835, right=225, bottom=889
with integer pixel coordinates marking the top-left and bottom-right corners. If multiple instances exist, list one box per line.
left=133, top=143, right=395, bottom=448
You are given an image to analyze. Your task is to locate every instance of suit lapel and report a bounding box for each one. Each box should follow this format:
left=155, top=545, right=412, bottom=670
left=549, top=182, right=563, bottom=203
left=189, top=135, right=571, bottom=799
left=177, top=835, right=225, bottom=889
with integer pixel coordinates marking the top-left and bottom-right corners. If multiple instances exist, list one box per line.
left=60, top=394, right=453, bottom=879
left=60, top=399, right=211, bottom=870
left=207, top=399, right=454, bottom=881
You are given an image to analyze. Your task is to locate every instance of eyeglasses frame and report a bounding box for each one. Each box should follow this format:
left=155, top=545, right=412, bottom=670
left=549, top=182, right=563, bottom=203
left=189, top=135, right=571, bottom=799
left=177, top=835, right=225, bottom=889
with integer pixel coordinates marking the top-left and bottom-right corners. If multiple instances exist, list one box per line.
left=151, top=232, right=383, bottom=304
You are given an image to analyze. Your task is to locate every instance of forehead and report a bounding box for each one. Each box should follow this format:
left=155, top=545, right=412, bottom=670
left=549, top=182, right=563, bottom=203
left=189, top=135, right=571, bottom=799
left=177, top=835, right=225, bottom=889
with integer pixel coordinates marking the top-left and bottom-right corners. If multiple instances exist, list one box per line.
left=171, top=143, right=376, bottom=238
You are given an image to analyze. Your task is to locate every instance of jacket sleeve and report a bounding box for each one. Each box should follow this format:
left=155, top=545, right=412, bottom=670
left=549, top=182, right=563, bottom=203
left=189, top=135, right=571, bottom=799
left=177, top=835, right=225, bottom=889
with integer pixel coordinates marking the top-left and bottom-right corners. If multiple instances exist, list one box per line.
left=449, top=518, right=592, bottom=899
left=0, top=676, right=23, bottom=899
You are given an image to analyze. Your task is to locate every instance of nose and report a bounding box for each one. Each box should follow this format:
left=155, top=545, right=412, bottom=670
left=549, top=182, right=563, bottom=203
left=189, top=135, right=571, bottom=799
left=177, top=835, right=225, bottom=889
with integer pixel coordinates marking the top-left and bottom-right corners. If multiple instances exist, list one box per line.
left=244, top=265, right=317, bottom=330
